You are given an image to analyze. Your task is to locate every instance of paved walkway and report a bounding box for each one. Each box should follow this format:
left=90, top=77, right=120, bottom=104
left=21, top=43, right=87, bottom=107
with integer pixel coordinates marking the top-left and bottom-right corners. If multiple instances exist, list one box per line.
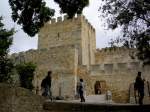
left=46, top=94, right=114, bottom=104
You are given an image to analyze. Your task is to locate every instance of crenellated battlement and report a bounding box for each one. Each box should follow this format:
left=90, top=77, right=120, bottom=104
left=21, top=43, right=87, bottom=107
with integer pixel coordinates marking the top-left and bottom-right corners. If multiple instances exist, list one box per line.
left=11, top=49, right=37, bottom=57
left=95, top=47, right=137, bottom=64
left=49, top=15, right=70, bottom=23
left=44, top=14, right=95, bottom=32
left=96, top=47, right=134, bottom=54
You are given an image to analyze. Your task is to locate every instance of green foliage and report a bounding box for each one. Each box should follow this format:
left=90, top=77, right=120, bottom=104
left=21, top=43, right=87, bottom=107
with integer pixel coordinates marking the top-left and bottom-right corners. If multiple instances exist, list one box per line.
left=54, top=0, right=89, bottom=18
left=16, top=62, right=36, bottom=90
left=134, top=29, right=150, bottom=65
left=100, top=0, right=150, bottom=65
left=9, top=0, right=55, bottom=37
left=0, top=17, right=14, bottom=83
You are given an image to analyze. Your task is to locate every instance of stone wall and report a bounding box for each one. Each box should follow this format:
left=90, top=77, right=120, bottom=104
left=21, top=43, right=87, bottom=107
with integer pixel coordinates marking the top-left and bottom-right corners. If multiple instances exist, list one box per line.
left=11, top=45, right=78, bottom=99
left=87, top=63, right=150, bottom=103
left=38, top=15, right=82, bottom=50
left=77, top=65, right=93, bottom=96
left=95, top=47, right=137, bottom=64
left=38, top=14, right=95, bottom=66
left=1, top=83, right=150, bottom=112
left=81, top=16, right=96, bottom=66
left=0, top=83, right=46, bottom=112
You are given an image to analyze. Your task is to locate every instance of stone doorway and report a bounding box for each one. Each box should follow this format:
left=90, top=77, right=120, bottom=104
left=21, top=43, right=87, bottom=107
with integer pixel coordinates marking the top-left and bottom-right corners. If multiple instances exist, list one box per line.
left=94, top=80, right=106, bottom=94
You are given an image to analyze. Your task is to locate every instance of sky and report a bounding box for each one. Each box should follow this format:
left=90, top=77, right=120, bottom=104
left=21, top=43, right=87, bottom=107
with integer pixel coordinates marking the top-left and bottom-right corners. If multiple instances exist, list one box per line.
left=0, top=0, right=120, bottom=53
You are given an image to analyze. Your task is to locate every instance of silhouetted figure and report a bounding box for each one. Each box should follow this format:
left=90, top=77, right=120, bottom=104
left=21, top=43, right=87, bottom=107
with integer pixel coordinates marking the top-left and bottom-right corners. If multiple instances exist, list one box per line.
left=41, top=71, right=52, bottom=100
left=79, top=78, right=85, bottom=102
left=134, top=72, right=145, bottom=105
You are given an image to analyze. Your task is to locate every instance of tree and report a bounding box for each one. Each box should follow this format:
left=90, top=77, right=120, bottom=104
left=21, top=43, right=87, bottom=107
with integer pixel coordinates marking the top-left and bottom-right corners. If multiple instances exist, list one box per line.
left=100, top=0, right=150, bottom=65
left=16, top=62, right=36, bottom=90
left=0, top=17, right=14, bottom=83
left=9, top=0, right=55, bottom=37
left=54, top=0, right=89, bottom=18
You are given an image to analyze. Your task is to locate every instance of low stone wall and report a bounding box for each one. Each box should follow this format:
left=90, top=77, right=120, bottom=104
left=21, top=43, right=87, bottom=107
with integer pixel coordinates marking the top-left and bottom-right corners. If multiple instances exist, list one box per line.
left=44, top=101, right=150, bottom=112
left=1, top=83, right=150, bottom=112
left=0, top=83, right=46, bottom=112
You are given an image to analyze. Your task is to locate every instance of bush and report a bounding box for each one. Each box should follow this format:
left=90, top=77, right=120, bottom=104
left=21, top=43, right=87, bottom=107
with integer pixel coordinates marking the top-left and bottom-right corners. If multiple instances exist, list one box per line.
left=0, top=16, right=14, bottom=83
left=16, top=62, right=36, bottom=90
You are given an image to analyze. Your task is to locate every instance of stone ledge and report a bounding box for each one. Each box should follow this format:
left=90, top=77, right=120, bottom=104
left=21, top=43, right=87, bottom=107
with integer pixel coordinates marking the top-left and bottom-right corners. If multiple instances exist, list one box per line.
left=44, top=101, right=150, bottom=112
left=0, top=83, right=46, bottom=112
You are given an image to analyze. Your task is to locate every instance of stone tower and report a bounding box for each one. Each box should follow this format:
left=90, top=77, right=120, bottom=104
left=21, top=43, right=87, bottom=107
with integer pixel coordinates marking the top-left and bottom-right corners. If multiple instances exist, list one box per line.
left=38, top=15, right=96, bottom=66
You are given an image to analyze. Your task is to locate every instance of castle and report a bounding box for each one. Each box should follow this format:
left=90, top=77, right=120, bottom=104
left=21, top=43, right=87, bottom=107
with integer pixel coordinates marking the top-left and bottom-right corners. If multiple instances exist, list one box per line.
left=11, top=15, right=150, bottom=103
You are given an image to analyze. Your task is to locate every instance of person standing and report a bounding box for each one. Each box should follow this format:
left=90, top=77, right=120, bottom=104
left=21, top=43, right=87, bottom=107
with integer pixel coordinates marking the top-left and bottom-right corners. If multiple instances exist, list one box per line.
left=79, top=78, right=85, bottom=102
left=41, top=71, right=52, bottom=100
left=134, top=71, right=145, bottom=105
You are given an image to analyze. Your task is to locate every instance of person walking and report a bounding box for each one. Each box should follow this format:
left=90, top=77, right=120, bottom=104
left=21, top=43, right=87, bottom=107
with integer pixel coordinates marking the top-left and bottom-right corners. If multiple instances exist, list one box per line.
left=79, top=78, right=85, bottom=102
left=41, top=71, right=52, bottom=100
left=134, top=71, right=145, bottom=105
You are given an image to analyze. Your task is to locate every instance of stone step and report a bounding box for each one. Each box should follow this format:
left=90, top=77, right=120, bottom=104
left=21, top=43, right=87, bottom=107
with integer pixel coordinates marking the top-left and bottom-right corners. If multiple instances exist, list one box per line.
left=85, top=94, right=107, bottom=103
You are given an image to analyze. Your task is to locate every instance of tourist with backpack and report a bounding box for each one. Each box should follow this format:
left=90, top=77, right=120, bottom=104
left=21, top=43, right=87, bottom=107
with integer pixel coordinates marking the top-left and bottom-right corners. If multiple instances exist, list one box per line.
left=41, top=71, right=52, bottom=100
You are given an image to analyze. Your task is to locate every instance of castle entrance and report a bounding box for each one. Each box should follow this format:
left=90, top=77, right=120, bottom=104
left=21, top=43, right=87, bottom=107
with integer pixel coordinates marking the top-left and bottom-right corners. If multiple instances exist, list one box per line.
left=94, top=80, right=106, bottom=94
